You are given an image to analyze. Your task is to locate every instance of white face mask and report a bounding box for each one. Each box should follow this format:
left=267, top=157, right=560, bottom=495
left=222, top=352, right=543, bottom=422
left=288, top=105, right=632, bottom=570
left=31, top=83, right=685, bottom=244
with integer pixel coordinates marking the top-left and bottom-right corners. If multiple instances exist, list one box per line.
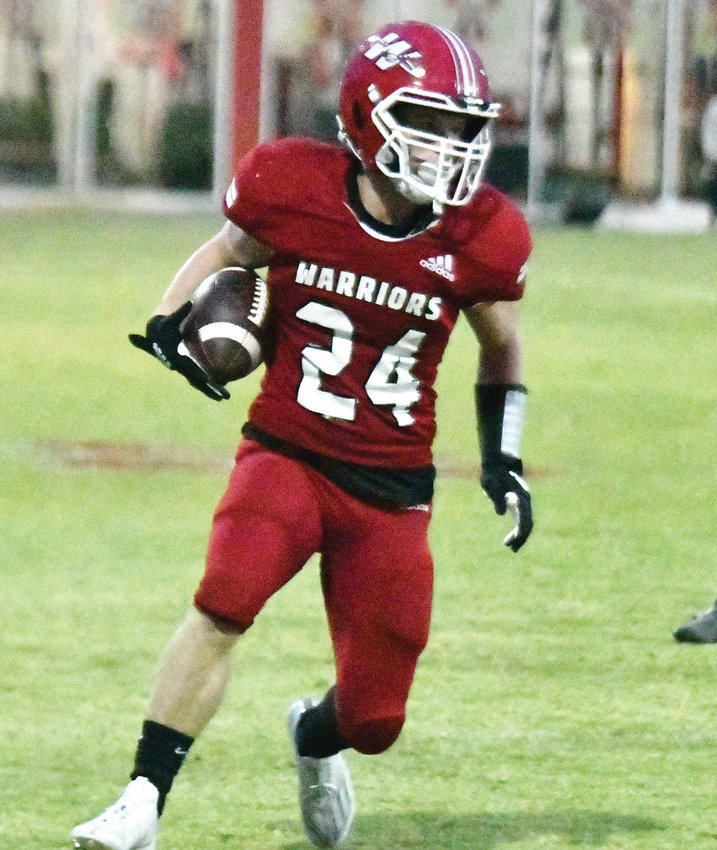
left=371, top=89, right=500, bottom=210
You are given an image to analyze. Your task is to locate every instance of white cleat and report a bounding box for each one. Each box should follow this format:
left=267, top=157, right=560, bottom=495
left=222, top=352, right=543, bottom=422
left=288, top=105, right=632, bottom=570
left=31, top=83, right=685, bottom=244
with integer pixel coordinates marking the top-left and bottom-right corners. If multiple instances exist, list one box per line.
left=70, top=777, right=159, bottom=850
left=287, top=698, right=356, bottom=848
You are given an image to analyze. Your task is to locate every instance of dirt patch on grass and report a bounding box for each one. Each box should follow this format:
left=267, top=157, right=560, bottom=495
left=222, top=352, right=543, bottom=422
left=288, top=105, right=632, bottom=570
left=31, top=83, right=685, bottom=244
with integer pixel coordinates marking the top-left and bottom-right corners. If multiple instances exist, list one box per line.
left=33, top=440, right=547, bottom=480
left=35, top=440, right=232, bottom=472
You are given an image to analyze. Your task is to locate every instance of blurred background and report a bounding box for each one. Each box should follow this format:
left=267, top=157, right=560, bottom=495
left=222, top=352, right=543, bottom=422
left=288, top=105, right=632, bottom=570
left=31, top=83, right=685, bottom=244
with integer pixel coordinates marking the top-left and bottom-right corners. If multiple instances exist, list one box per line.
left=0, top=0, right=715, bottom=224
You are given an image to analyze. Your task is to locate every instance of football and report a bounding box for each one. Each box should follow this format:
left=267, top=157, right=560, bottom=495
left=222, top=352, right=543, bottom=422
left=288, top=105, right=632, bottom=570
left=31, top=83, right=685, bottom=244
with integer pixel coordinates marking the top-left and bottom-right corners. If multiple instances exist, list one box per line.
left=179, top=267, right=270, bottom=385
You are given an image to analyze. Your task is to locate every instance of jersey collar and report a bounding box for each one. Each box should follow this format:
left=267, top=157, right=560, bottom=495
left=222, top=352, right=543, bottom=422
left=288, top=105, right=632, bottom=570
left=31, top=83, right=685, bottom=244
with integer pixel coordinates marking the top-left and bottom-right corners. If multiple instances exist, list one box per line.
left=344, top=163, right=439, bottom=242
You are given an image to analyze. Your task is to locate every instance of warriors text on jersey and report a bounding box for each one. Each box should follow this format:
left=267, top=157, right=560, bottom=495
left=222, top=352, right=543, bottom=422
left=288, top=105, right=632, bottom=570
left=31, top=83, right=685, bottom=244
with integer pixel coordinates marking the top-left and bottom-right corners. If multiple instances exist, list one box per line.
left=223, top=137, right=530, bottom=475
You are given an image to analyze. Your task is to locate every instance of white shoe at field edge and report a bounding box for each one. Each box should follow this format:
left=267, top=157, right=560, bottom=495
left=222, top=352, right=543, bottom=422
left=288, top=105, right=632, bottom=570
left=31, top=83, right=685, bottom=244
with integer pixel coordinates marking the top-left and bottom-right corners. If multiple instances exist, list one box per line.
left=287, top=697, right=356, bottom=848
left=70, top=776, right=159, bottom=850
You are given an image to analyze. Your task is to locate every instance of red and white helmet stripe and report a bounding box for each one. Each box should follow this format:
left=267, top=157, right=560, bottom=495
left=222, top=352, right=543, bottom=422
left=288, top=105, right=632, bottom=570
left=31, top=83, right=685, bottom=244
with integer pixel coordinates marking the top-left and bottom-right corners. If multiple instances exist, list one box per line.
left=436, top=26, right=483, bottom=100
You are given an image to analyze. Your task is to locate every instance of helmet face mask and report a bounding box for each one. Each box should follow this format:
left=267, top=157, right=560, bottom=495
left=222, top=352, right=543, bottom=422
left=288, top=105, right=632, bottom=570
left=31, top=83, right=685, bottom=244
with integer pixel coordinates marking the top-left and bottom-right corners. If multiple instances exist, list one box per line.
left=338, top=21, right=501, bottom=211
left=371, top=88, right=500, bottom=207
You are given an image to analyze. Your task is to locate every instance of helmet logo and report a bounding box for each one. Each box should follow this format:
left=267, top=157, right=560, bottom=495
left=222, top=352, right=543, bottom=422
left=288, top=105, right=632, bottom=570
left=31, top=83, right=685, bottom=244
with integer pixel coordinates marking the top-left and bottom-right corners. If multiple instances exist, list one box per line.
left=364, top=33, right=425, bottom=78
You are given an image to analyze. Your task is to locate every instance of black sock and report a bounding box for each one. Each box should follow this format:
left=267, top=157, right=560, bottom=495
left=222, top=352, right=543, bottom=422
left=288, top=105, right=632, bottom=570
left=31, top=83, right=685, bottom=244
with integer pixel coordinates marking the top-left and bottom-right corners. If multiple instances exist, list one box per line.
left=130, top=720, right=194, bottom=815
left=296, top=686, right=349, bottom=758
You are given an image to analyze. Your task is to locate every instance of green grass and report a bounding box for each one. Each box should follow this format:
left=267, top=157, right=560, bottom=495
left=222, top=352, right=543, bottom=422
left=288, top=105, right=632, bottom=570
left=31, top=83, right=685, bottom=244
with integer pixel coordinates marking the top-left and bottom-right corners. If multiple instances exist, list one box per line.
left=1, top=210, right=716, bottom=849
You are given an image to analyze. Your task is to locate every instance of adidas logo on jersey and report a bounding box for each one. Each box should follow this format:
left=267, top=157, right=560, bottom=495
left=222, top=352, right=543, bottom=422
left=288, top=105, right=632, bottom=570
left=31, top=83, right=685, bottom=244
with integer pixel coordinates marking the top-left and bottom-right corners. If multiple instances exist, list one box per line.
left=420, top=254, right=455, bottom=282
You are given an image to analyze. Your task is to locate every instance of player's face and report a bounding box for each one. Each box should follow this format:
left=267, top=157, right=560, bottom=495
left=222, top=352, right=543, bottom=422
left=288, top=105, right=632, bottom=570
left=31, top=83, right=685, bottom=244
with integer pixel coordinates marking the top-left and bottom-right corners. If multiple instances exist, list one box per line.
left=390, top=102, right=475, bottom=200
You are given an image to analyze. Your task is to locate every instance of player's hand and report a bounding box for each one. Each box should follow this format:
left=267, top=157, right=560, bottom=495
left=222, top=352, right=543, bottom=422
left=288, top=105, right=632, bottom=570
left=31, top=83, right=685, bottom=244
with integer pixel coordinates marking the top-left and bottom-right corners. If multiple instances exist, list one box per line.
left=129, top=302, right=230, bottom=401
left=480, top=459, right=533, bottom=552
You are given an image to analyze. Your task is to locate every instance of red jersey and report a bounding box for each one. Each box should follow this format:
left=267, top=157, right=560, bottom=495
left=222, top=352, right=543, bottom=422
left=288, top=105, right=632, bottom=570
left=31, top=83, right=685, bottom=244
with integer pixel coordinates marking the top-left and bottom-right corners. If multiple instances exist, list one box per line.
left=223, top=137, right=530, bottom=470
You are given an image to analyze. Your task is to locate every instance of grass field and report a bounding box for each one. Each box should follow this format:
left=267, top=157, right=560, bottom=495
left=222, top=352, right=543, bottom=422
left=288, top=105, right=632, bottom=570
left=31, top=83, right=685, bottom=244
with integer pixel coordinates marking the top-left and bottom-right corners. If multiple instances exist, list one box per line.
left=1, top=209, right=716, bottom=850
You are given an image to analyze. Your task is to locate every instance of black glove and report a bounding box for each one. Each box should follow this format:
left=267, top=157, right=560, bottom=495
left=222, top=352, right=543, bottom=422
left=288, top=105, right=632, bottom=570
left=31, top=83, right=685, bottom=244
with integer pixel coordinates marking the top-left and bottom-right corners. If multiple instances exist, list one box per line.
left=128, top=301, right=230, bottom=401
left=480, top=457, right=533, bottom=552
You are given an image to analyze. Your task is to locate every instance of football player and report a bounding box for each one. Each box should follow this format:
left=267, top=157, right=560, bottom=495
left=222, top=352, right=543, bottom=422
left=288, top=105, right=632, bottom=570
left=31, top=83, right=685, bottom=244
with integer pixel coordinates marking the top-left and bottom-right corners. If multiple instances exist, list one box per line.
left=72, top=20, right=534, bottom=850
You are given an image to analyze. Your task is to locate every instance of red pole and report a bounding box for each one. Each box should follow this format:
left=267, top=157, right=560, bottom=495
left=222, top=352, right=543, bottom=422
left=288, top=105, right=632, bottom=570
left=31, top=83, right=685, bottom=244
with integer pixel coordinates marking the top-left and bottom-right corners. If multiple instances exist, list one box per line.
left=232, top=0, right=264, bottom=168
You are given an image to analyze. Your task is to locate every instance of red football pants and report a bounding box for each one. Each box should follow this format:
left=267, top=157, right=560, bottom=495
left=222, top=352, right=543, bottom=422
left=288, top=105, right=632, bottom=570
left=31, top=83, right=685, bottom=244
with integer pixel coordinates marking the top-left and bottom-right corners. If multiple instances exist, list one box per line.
left=194, top=439, right=434, bottom=753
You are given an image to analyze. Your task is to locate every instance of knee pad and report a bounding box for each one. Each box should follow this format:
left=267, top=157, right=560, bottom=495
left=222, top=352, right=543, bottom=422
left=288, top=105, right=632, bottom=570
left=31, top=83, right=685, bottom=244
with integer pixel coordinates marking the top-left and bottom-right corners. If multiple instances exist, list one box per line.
left=346, top=714, right=404, bottom=755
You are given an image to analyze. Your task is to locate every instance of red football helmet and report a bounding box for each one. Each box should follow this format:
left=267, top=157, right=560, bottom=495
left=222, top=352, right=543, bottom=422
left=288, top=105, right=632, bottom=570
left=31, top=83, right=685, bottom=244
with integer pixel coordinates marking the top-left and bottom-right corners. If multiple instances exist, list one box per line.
left=338, top=20, right=500, bottom=209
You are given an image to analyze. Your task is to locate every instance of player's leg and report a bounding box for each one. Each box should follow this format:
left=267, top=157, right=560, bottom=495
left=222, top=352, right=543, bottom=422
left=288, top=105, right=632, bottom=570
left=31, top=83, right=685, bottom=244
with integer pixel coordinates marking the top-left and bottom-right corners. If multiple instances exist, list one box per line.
left=70, top=610, right=233, bottom=850
left=145, top=607, right=238, bottom=736
left=291, top=496, right=433, bottom=753
left=285, top=490, right=433, bottom=848
left=321, top=497, right=434, bottom=755
left=72, top=442, right=323, bottom=850
left=193, top=440, right=323, bottom=628
left=71, top=611, right=242, bottom=850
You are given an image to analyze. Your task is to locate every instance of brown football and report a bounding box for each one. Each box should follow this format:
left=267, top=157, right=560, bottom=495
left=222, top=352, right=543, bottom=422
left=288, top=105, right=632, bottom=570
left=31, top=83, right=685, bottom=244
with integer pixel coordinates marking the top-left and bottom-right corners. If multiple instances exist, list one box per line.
left=179, top=267, right=270, bottom=385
